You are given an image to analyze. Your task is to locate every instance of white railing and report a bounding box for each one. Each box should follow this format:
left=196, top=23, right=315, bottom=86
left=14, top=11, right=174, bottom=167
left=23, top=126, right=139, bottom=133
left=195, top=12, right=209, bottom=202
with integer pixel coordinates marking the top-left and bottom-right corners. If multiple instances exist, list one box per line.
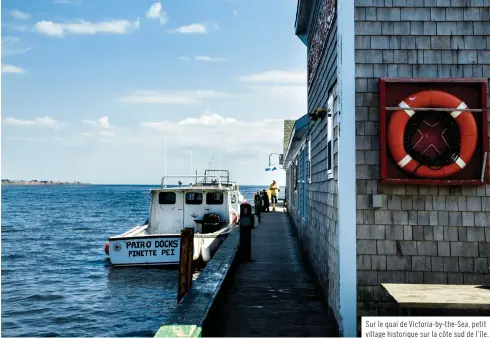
left=161, top=175, right=222, bottom=188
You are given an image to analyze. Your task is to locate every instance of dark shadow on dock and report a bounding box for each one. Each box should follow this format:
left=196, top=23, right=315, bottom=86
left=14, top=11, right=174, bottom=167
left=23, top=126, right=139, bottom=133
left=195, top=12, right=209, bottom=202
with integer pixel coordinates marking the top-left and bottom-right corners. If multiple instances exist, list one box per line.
left=203, top=205, right=338, bottom=337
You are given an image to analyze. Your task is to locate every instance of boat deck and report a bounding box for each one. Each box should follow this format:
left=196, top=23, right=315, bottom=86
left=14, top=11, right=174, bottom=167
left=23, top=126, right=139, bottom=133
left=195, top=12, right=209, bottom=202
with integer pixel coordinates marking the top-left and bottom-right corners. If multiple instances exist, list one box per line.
left=204, top=204, right=338, bottom=337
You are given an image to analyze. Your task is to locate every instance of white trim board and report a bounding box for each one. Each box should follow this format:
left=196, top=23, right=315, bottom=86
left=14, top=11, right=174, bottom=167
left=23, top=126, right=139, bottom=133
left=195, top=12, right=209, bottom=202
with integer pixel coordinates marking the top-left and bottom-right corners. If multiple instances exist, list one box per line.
left=337, top=0, right=357, bottom=336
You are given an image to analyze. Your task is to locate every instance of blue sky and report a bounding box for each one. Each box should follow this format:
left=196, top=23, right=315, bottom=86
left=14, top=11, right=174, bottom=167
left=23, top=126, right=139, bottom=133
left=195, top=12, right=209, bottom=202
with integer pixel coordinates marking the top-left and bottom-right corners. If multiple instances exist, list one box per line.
left=1, top=0, right=306, bottom=185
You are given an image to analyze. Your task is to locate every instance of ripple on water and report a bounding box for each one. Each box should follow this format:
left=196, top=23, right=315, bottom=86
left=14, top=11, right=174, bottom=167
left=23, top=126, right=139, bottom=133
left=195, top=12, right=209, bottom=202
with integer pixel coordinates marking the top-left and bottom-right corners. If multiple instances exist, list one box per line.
left=24, top=294, right=65, bottom=302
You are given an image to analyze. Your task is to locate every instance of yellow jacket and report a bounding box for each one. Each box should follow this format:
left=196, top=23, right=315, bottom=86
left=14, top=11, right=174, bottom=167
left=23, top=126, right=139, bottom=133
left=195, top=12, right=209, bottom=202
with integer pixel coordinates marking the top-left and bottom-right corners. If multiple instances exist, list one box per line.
left=269, top=183, right=280, bottom=196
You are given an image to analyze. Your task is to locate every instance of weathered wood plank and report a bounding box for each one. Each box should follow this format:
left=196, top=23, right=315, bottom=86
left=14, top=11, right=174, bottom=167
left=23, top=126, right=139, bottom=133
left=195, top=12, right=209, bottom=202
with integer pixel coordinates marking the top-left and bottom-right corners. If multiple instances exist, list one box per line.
left=205, top=205, right=337, bottom=337
left=382, top=283, right=490, bottom=310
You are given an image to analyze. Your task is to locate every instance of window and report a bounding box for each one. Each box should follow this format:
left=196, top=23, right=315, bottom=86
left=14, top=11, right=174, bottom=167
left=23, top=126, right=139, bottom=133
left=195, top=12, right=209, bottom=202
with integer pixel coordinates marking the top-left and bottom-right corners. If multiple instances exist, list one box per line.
left=327, top=94, right=334, bottom=180
left=307, top=138, right=311, bottom=184
left=159, top=192, right=176, bottom=204
left=231, top=194, right=237, bottom=203
left=206, top=192, right=224, bottom=205
left=293, top=160, right=298, bottom=191
left=185, top=192, right=203, bottom=205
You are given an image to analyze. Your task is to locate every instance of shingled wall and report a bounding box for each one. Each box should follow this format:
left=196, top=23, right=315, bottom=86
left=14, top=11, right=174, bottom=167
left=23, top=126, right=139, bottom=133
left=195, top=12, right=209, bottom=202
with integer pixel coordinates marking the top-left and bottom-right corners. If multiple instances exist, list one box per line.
left=354, top=0, right=490, bottom=324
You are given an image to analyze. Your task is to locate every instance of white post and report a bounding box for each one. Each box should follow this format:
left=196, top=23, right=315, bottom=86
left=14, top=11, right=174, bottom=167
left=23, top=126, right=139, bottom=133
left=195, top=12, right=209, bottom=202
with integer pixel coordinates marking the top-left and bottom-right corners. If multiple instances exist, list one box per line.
left=337, top=0, right=357, bottom=336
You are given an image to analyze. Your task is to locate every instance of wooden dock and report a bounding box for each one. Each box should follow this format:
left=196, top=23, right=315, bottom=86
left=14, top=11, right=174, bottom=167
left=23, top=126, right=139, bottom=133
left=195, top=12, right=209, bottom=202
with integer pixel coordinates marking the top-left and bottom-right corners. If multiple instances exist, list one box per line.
left=204, top=204, right=338, bottom=337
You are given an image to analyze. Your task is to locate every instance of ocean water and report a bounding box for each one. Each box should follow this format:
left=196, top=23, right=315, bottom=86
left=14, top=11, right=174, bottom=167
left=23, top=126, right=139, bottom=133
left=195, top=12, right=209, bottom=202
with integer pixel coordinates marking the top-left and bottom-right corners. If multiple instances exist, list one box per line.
left=1, top=184, right=274, bottom=337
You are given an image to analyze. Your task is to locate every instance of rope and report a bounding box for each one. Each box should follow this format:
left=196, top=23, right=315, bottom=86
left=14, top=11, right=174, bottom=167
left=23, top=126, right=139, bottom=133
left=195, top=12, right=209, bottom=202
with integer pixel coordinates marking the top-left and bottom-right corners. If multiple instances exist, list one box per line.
left=404, top=111, right=461, bottom=172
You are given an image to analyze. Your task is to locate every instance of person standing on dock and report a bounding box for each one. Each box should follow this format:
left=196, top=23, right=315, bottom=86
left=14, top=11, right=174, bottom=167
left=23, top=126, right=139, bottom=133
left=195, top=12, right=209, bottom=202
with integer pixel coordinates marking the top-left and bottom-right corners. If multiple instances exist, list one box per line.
left=269, top=180, right=280, bottom=211
left=261, top=190, right=270, bottom=212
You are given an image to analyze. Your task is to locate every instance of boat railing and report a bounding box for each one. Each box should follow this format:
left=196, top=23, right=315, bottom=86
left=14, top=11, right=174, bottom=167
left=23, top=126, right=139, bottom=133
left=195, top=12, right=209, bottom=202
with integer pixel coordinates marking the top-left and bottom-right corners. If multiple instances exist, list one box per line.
left=161, top=175, right=222, bottom=188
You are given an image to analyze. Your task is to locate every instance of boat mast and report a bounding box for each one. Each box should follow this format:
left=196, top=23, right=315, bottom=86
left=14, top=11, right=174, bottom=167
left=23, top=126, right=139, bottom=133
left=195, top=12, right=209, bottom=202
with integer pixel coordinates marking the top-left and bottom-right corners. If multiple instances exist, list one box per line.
left=189, top=147, right=193, bottom=183
left=164, top=133, right=167, bottom=185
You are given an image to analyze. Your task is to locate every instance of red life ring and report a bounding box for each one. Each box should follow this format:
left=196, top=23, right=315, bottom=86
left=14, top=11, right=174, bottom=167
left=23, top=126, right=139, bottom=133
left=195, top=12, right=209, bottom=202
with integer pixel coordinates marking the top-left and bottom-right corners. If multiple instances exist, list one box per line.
left=387, top=90, right=478, bottom=178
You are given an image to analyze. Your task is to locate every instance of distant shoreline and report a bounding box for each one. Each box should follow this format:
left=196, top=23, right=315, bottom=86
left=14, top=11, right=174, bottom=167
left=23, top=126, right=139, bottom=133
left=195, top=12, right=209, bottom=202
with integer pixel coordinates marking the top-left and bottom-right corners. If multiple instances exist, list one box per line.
left=2, top=182, right=91, bottom=186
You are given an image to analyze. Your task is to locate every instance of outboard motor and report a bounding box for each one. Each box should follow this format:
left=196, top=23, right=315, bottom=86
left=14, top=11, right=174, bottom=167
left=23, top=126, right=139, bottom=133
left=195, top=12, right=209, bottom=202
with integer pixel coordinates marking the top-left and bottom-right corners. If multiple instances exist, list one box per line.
left=201, top=213, right=221, bottom=234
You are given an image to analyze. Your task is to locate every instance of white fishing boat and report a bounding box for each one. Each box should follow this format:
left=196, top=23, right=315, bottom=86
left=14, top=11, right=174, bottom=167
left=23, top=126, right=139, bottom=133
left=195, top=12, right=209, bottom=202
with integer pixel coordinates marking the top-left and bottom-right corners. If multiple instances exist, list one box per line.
left=104, top=170, right=245, bottom=267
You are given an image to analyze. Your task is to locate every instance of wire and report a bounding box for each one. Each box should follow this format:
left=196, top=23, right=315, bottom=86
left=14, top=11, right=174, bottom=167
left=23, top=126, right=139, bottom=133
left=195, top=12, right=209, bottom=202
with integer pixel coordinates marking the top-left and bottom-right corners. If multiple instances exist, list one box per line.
left=404, top=111, right=461, bottom=172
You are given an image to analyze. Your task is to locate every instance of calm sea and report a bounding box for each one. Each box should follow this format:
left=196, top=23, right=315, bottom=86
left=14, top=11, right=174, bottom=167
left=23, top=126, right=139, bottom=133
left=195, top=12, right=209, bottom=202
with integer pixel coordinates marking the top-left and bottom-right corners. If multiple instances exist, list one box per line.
left=1, top=184, right=278, bottom=337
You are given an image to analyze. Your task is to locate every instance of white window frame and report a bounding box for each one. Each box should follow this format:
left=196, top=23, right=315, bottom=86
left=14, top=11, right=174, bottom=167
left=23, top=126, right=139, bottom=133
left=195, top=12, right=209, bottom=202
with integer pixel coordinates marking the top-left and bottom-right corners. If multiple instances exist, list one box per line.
left=307, top=138, right=312, bottom=184
left=327, top=94, right=334, bottom=180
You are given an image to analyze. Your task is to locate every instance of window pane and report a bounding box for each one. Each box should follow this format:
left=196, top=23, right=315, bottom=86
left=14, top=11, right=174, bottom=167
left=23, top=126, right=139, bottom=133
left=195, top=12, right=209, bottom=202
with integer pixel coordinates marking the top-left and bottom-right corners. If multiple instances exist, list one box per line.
left=206, top=192, right=224, bottom=205
left=185, top=192, right=203, bottom=205
left=159, top=192, right=176, bottom=204
left=327, top=140, right=332, bottom=171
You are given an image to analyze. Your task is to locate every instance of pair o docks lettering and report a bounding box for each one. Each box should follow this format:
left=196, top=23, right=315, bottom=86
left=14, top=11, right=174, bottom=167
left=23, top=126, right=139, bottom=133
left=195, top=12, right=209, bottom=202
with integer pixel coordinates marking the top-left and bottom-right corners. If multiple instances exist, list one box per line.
left=126, top=239, right=179, bottom=257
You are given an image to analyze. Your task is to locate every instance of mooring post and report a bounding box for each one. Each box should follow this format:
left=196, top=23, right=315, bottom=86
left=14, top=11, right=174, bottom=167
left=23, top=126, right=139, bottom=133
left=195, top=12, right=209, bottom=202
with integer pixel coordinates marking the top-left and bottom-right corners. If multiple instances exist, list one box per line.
left=177, top=226, right=194, bottom=304
left=254, top=192, right=261, bottom=223
left=239, top=203, right=252, bottom=262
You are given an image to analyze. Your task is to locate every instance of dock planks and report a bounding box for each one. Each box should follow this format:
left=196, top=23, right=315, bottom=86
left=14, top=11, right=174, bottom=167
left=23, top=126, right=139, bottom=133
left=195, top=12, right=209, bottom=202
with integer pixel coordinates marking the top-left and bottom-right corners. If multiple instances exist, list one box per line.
left=204, top=205, right=337, bottom=337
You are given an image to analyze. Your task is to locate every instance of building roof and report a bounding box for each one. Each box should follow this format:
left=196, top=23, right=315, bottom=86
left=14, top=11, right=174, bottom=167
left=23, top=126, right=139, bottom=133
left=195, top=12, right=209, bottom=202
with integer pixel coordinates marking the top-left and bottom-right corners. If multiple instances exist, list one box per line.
left=283, top=120, right=295, bottom=155
left=283, top=114, right=309, bottom=167
left=295, top=0, right=314, bottom=36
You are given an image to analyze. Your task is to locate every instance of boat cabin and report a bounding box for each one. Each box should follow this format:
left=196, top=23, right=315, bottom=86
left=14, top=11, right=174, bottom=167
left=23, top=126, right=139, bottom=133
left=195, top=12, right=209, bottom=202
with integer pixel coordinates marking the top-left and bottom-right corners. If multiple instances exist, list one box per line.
left=147, top=187, right=238, bottom=235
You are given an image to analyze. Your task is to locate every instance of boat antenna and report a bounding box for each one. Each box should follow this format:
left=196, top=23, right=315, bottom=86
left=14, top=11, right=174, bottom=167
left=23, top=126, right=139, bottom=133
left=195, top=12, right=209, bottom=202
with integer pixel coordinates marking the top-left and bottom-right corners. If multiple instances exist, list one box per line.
left=164, top=133, right=167, bottom=181
left=189, top=147, right=193, bottom=183
left=208, top=155, right=215, bottom=170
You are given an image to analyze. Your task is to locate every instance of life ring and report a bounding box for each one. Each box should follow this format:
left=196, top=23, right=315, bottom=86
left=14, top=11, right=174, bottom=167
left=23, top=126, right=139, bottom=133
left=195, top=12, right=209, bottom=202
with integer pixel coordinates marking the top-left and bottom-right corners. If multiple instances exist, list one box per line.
left=387, top=90, right=478, bottom=178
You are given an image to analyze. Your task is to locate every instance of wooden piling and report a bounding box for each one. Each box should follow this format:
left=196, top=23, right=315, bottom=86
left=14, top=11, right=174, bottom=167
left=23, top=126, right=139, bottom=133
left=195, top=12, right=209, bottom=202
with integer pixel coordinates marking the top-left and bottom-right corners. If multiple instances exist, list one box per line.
left=178, top=227, right=194, bottom=304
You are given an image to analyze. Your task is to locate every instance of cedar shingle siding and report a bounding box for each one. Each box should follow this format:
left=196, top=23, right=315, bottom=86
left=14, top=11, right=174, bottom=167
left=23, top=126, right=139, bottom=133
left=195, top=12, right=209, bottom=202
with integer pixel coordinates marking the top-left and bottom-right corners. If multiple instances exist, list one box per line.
left=354, top=0, right=490, bottom=326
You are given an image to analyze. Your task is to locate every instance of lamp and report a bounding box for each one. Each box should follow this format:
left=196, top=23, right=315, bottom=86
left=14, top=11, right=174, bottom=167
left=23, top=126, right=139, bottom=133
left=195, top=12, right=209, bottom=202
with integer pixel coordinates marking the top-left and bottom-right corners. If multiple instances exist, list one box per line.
left=308, top=107, right=330, bottom=121
left=265, top=153, right=283, bottom=171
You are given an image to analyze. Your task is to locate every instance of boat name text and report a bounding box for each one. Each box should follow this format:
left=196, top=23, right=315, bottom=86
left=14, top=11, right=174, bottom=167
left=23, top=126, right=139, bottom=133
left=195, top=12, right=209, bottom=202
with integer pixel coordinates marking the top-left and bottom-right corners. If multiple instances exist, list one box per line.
left=125, top=239, right=179, bottom=257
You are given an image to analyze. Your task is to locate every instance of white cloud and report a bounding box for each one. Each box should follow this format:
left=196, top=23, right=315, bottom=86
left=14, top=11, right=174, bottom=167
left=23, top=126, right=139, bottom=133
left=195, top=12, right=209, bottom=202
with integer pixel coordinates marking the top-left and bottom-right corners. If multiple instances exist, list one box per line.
left=53, top=0, right=81, bottom=4
left=2, top=64, right=27, bottom=74
left=170, top=23, right=207, bottom=34
left=178, top=56, right=226, bottom=62
left=119, top=90, right=231, bottom=105
left=2, top=36, right=32, bottom=57
left=249, top=85, right=307, bottom=106
left=239, top=69, right=307, bottom=84
left=10, top=9, right=31, bottom=20
left=139, top=110, right=283, bottom=152
left=195, top=56, right=225, bottom=62
left=233, top=9, right=238, bottom=16
left=3, top=116, right=62, bottom=128
left=34, top=18, right=140, bottom=37
left=3, top=23, right=28, bottom=32
left=146, top=2, right=168, bottom=25
left=82, top=116, right=113, bottom=129
left=2, top=36, right=20, bottom=44
left=100, top=130, right=116, bottom=137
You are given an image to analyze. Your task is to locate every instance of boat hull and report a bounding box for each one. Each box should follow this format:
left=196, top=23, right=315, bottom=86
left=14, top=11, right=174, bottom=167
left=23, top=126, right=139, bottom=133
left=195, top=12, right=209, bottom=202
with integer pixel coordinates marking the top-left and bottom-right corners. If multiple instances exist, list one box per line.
left=108, top=234, right=181, bottom=266
left=107, top=227, right=232, bottom=267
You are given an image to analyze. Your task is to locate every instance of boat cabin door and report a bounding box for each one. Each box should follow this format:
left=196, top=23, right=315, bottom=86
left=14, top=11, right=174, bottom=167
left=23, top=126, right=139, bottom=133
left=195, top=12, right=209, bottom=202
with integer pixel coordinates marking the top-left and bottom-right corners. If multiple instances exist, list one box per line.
left=154, top=191, right=185, bottom=234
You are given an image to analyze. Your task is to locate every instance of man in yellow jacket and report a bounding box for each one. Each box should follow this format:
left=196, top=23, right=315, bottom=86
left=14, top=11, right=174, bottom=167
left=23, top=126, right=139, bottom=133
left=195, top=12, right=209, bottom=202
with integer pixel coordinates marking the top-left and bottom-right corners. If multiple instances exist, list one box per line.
left=269, top=180, right=280, bottom=211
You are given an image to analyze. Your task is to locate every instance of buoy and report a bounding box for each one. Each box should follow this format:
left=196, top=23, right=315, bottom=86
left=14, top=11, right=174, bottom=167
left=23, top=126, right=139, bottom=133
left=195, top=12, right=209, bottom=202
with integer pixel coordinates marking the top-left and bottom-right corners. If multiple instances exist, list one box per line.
left=387, top=90, right=477, bottom=178
left=104, top=242, right=109, bottom=255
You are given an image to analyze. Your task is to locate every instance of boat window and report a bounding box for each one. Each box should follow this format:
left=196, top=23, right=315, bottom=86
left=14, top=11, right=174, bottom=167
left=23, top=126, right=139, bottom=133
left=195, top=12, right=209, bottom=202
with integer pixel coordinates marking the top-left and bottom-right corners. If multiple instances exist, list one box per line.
left=159, top=192, right=176, bottom=204
left=231, top=195, right=237, bottom=203
left=206, top=192, right=224, bottom=205
left=185, top=192, right=203, bottom=205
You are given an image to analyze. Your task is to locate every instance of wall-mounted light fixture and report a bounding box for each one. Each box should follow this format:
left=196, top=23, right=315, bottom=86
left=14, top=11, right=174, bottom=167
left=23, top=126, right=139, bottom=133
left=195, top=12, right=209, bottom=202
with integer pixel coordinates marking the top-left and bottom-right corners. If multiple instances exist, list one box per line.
left=308, top=107, right=331, bottom=121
